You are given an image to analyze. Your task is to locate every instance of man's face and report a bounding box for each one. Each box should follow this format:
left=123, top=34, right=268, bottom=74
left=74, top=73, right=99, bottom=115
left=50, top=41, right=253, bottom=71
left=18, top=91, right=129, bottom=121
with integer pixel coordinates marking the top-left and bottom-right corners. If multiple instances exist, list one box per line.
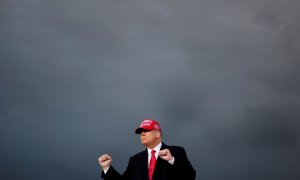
left=140, top=130, right=161, bottom=148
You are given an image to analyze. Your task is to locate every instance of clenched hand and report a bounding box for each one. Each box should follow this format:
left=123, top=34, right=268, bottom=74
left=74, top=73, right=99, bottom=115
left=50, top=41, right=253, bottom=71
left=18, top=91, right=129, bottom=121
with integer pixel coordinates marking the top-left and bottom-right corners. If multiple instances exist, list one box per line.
left=98, top=154, right=112, bottom=171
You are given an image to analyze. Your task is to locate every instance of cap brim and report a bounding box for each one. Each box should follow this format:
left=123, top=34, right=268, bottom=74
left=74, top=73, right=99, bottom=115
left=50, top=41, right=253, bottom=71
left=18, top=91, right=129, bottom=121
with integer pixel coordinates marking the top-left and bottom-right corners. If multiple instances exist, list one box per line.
left=135, top=128, right=151, bottom=134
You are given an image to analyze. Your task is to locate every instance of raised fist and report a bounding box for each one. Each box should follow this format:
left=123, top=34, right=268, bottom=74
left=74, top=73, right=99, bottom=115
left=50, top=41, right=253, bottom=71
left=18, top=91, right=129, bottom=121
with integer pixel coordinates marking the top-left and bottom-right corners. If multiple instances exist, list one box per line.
left=159, top=149, right=174, bottom=161
left=98, top=154, right=112, bottom=171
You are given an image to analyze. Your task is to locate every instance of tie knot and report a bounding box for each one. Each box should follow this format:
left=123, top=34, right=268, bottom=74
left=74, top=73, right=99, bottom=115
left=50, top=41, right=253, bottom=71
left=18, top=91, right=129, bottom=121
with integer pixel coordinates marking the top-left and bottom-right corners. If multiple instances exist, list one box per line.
left=151, top=150, right=156, bottom=154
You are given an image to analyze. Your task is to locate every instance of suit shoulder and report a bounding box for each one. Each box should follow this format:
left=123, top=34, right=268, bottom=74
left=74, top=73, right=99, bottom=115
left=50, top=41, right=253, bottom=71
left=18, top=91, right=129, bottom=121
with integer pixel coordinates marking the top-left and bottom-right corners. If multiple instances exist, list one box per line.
left=164, top=145, right=189, bottom=156
left=129, top=150, right=146, bottom=160
left=166, top=145, right=185, bottom=151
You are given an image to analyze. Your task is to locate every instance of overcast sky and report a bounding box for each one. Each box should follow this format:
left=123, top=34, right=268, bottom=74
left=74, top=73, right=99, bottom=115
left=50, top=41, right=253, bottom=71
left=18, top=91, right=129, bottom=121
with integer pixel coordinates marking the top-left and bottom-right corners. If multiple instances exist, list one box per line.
left=1, top=0, right=300, bottom=180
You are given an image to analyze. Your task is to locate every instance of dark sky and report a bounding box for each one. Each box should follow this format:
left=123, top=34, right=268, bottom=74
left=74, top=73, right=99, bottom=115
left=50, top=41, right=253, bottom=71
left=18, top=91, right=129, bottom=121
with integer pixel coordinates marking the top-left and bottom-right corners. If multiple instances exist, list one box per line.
left=1, top=0, right=300, bottom=180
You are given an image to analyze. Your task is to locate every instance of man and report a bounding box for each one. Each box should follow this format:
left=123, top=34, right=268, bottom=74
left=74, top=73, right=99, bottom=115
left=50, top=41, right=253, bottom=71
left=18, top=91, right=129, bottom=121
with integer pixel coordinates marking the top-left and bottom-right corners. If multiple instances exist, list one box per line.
left=98, top=119, right=196, bottom=180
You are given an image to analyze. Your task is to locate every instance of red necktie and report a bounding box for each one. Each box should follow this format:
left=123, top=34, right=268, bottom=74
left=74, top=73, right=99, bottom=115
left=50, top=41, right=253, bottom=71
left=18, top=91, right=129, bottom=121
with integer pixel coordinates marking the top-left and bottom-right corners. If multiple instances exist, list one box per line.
left=148, top=150, right=157, bottom=180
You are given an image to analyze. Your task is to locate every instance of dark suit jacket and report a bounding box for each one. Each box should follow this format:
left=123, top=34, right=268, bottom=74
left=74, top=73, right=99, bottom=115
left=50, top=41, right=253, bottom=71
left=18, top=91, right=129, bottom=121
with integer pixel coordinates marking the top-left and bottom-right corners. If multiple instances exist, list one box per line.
left=101, top=142, right=196, bottom=180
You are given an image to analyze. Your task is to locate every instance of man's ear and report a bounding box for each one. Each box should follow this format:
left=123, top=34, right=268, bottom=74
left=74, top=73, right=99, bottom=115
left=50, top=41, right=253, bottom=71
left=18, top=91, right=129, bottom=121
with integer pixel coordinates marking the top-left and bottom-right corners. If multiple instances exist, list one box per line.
left=155, top=131, right=161, bottom=139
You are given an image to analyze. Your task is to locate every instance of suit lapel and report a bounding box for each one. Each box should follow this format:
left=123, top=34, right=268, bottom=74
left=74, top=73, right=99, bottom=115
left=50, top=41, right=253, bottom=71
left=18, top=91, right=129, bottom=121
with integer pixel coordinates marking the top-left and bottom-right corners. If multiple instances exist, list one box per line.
left=152, top=143, right=169, bottom=180
left=141, top=149, right=149, bottom=180
left=160, top=142, right=168, bottom=150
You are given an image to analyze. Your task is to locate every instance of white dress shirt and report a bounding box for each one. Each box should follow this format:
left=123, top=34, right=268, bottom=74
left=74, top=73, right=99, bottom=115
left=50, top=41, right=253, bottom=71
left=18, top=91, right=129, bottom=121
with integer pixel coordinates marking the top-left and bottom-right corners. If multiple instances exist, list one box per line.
left=147, top=142, right=175, bottom=165
left=147, top=142, right=162, bottom=165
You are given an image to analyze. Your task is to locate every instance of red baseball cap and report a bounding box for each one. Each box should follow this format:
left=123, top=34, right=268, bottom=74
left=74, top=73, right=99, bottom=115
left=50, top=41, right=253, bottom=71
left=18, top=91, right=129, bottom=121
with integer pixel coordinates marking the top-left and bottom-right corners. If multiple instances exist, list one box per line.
left=135, top=119, right=161, bottom=134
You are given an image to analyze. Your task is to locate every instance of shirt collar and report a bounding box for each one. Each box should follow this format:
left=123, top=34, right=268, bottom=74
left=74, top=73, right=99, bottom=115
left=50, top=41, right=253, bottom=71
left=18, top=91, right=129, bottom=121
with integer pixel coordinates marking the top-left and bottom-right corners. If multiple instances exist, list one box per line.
left=147, top=142, right=162, bottom=155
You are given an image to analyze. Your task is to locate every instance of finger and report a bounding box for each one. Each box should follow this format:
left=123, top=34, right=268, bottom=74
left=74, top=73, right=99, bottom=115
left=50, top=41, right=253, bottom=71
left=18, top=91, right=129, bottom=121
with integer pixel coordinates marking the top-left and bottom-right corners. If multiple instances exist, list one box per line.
left=102, top=156, right=111, bottom=161
left=99, top=155, right=111, bottom=162
left=160, top=149, right=169, bottom=153
left=99, top=158, right=106, bottom=162
left=159, top=152, right=167, bottom=156
left=102, top=154, right=110, bottom=158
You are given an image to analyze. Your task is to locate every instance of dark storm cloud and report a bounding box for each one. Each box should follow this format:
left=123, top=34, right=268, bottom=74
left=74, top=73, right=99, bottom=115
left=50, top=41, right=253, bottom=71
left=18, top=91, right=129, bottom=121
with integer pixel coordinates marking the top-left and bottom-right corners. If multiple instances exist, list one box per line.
left=1, top=0, right=300, bottom=180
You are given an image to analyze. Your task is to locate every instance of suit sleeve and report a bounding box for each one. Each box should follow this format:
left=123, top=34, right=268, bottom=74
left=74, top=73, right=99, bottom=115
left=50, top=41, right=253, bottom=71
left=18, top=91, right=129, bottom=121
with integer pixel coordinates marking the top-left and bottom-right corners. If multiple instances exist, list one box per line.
left=101, top=166, right=122, bottom=180
left=101, top=159, right=132, bottom=180
left=171, top=147, right=196, bottom=180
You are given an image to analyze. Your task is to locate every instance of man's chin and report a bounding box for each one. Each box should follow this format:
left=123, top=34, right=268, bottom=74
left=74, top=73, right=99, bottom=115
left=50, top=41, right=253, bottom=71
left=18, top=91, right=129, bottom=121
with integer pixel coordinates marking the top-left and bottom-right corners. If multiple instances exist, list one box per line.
left=141, top=141, right=148, bottom=146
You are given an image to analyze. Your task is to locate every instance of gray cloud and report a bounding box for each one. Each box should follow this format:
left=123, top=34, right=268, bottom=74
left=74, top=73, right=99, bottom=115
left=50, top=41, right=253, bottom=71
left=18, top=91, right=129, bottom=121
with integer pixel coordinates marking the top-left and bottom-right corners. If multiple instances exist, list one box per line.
left=1, top=0, right=300, bottom=179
